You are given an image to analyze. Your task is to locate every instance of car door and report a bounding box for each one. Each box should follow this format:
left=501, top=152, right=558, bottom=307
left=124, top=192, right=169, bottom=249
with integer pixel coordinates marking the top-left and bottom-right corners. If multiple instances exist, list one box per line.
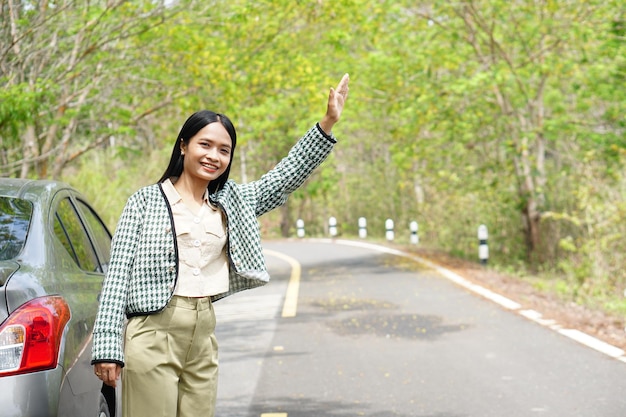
left=70, top=196, right=121, bottom=417
left=72, top=197, right=112, bottom=275
left=51, top=192, right=111, bottom=414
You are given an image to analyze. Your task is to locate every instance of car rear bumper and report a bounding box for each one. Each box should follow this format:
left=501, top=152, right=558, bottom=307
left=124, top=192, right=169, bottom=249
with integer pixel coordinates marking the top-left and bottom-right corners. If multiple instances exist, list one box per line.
left=0, top=366, right=64, bottom=417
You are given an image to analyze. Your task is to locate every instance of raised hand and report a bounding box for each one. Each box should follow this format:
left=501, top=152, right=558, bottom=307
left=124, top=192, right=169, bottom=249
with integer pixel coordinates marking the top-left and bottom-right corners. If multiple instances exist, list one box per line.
left=319, top=73, right=350, bottom=134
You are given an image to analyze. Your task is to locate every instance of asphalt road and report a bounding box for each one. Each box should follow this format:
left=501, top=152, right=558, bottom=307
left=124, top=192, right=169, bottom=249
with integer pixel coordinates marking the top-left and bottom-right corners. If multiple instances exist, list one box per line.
left=213, top=239, right=626, bottom=417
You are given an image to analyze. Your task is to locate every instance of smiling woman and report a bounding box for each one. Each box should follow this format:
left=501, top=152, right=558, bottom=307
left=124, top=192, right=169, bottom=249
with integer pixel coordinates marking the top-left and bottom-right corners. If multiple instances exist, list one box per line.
left=91, top=74, right=350, bottom=417
left=176, top=120, right=233, bottom=210
left=158, top=111, right=238, bottom=196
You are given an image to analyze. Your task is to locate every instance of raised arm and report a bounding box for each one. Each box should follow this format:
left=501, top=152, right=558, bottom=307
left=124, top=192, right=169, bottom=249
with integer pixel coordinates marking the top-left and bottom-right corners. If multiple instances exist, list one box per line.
left=232, top=73, right=351, bottom=217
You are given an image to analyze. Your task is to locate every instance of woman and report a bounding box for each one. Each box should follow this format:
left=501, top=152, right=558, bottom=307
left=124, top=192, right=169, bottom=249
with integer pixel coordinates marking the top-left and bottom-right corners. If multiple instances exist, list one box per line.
left=91, top=73, right=349, bottom=417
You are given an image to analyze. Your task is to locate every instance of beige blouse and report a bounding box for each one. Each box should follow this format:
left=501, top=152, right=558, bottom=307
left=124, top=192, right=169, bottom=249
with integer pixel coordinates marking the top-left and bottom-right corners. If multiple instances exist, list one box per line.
left=162, top=179, right=229, bottom=297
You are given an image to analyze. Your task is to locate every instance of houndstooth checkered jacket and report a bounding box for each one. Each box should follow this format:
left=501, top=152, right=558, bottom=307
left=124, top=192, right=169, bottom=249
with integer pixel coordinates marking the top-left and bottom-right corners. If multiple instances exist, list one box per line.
left=91, top=124, right=336, bottom=365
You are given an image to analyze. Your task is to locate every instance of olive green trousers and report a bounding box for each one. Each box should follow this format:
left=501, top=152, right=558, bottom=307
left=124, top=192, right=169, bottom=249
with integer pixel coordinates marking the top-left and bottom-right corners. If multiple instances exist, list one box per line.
left=123, top=296, right=218, bottom=417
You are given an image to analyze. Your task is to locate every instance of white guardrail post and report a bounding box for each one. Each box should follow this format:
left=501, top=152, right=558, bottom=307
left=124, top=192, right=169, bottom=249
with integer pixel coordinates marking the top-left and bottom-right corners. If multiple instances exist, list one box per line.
left=358, top=217, right=367, bottom=239
left=329, top=216, right=338, bottom=238
left=410, top=221, right=419, bottom=245
left=296, top=219, right=305, bottom=238
left=385, top=219, right=394, bottom=242
left=478, top=224, right=489, bottom=265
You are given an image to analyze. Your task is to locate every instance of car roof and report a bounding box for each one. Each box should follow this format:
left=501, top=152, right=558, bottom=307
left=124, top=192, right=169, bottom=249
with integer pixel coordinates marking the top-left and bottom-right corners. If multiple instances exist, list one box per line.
left=0, top=178, right=74, bottom=201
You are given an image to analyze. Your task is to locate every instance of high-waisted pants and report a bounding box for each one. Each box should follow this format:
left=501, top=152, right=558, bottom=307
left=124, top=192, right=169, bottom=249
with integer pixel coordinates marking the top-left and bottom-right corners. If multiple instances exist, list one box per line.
left=122, top=296, right=218, bottom=417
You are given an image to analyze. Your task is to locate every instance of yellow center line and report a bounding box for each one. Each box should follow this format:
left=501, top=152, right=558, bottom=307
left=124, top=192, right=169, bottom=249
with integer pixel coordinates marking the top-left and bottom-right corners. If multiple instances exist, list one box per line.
left=263, top=249, right=301, bottom=318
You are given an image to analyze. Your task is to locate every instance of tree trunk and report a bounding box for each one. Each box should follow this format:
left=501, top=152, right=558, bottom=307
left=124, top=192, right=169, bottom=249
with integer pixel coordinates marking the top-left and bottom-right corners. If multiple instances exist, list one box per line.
left=521, top=197, right=542, bottom=264
left=20, top=125, right=38, bottom=178
left=279, top=201, right=291, bottom=238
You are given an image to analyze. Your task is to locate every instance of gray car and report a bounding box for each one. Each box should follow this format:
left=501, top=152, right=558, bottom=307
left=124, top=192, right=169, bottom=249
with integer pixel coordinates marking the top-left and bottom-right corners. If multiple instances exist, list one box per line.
left=0, top=178, right=119, bottom=417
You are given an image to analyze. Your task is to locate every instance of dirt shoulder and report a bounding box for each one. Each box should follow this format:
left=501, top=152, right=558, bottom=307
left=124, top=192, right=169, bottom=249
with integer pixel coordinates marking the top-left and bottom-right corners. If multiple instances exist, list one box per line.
left=404, top=246, right=626, bottom=352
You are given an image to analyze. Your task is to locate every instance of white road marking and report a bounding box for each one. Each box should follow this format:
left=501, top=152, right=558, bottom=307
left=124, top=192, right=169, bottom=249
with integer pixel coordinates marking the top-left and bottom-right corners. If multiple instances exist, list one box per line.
left=317, top=238, right=522, bottom=310
left=520, top=309, right=559, bottom=327
left=308, top=238, right=626, bottom=362
left=558, top=329, right=625, bottom=358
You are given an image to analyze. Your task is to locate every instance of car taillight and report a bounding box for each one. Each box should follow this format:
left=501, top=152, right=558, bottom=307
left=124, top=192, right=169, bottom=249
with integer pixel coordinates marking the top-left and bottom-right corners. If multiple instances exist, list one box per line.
left=0, top=296, right=71, bottom=377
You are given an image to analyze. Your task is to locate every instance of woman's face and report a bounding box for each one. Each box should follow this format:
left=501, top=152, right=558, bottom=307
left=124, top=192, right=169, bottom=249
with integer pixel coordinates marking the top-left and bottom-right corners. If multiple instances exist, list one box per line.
left=181, top=122, right=232, bottom=185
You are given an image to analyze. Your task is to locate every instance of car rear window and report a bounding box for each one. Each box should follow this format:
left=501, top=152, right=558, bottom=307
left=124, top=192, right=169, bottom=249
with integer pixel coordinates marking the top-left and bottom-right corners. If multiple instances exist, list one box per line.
left=0, top=197, right=33, bottom=261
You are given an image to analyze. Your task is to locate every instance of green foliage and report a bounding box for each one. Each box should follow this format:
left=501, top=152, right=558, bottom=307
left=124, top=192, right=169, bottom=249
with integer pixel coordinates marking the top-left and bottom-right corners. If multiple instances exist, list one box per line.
left=3, top=0, right=626, bottom=318
left=0, top=81, right=44, bottom=140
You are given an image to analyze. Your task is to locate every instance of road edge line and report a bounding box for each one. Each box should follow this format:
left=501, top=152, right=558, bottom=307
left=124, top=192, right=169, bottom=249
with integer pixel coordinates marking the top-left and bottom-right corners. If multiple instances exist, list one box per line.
left=305, top=238, right=626, bottom=362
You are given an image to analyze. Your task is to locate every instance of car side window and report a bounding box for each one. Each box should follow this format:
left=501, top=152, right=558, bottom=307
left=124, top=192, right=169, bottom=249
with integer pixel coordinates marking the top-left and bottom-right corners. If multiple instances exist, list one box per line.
left=53, top=198, right=100, bottom=272
left=76, top=199, right=111, bottom=267
left=0, top=197, right=32, bottom=261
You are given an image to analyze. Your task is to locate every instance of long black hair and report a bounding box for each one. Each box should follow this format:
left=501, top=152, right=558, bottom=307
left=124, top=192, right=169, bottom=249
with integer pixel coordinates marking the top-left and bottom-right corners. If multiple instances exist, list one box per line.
left=158, top=110, right=237, bottom=194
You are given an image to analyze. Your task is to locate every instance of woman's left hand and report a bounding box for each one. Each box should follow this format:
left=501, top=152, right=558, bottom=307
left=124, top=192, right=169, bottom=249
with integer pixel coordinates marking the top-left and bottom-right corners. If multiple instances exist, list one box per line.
left=319, top=73, right=350, bottom=134
left=94, top=362, right=122, bottom=388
